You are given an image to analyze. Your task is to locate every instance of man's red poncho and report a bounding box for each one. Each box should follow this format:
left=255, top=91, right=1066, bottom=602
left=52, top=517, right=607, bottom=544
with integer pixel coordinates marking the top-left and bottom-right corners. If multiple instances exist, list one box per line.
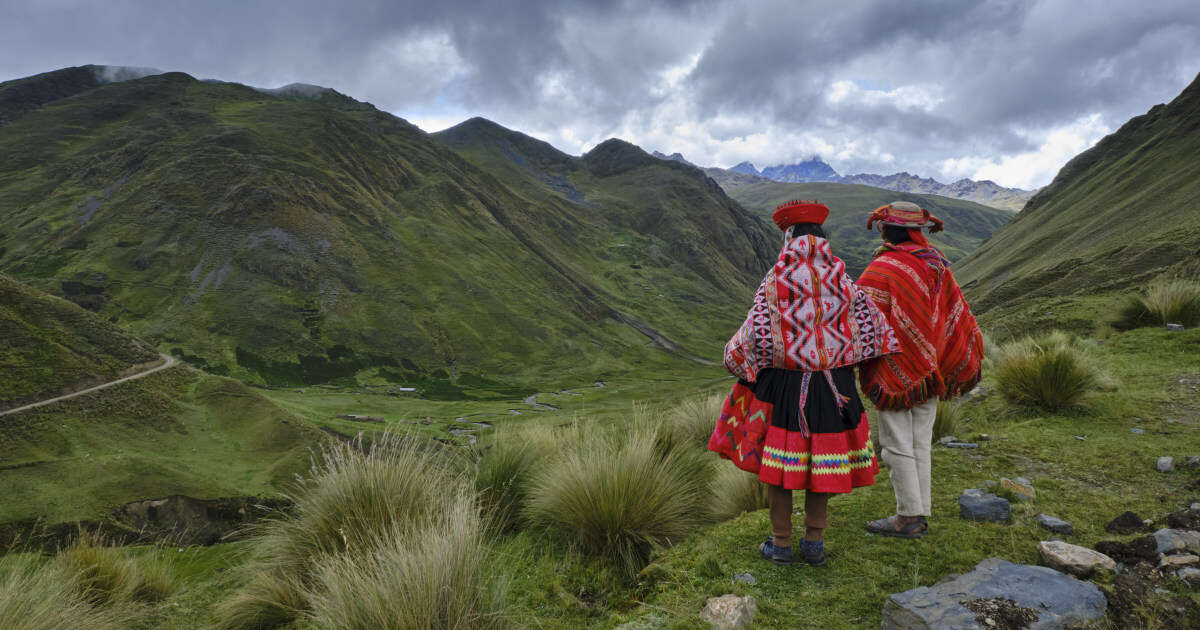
left=856, top=232, right=984, bottom=410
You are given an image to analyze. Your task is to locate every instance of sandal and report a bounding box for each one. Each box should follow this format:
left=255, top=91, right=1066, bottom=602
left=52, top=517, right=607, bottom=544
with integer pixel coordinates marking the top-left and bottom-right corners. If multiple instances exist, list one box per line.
left=799, top=539, right=826, bottom=566
left=865, top=515, right=927, bottom=539
left=759, top=537, right=794, bottom=565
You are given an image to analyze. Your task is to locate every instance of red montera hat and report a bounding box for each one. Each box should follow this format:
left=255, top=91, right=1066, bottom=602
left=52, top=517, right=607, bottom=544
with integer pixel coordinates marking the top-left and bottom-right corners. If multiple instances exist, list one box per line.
left=772, top=199, right=830, bottom=230
left=866, top=201, right=944, bottom=233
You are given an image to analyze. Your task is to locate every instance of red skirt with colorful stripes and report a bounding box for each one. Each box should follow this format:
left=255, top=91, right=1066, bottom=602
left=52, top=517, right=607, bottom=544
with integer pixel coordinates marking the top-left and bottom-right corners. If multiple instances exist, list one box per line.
left=708, top=368, right=878, bottom=492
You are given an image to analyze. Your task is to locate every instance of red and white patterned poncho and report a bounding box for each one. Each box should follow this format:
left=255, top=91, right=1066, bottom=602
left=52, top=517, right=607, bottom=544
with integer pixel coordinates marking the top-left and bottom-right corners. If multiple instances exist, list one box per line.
left=723, top=234, right=900, bottom=382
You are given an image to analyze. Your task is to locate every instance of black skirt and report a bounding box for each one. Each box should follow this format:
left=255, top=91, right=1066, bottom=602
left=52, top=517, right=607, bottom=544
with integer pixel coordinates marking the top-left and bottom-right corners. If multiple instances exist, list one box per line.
left=738, top=366, right=865, bottom=435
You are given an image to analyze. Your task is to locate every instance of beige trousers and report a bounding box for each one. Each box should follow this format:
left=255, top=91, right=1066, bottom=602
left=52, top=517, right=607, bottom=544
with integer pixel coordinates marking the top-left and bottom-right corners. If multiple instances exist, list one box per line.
left=878, top=399, right=938, bottom=517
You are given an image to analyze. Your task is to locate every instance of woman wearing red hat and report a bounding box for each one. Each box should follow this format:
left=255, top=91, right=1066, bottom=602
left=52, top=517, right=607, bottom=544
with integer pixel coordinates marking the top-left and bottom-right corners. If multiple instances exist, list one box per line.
left=858, top=201, right=984, bottom=538
left=709, top=199, right=900, bottom=566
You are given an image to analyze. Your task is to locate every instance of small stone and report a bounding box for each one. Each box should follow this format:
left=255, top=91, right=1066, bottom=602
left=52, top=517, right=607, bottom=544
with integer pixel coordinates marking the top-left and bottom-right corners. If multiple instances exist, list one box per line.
left=945, top=442, right=980, bottom=449
left=938, top=436, right=957, bottom=445
left=1073, top=435, right=1087, bottom=441
left=978, top=434, right=993, bottom=441
left=1038, top=540, right=1116, bottom=576
left=1159, top=554, right=1199, bottom=570
left=1179, top=567, right=1200, bottom=583
left=1166, top=323, right=1185, bottom=331
left=1190, top=503, right=1200, bottom=512
left=1037, top=514, right=1074, bottom=535
left=959, top=492, right=1012, bottom=523
left=1154, top=529, right=1200, bottom=554
left=1001, top=477, right=1036, bottom=502
left=1131, top=428, right=1146, bottom=434
left=963, top=488, right=985, bottom=497
left=1158, top=456, right=1175, bottom=473
left=1185, top=455, right=1200, bottom=468
left=700, top=594, right=757, bottom=630
left=731, top=572, right=756, bottom=586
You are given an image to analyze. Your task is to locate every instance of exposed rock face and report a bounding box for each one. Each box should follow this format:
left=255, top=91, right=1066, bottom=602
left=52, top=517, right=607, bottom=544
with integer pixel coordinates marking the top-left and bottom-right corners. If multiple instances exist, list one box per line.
left=110, top=494, right=289, bottom=545
left=1038, top=541, right=1116, bottom=577
left=959, top=492, right=1012, bottom=523
left=882, top=558, right=1106, bottom=629
left=700, top=594, right=757, bottom=630
left=1153, top=528, right=1200, bottom=555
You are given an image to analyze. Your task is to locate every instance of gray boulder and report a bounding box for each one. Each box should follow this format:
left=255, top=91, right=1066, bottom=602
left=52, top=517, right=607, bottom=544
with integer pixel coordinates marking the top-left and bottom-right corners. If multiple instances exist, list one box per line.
left=1153, top=528, right=1200, bottom=554
left=700, top=594, right=757, bottom=630
left=959, top=492, right=1011, bottom=523
left=1036, top=514, right=1074, bottom=535
left=1038, top=540, right=1115, bottom=576
left=882, top=558, right=1107, bottom=629
left=1167, top=323, right=1185, bottom=331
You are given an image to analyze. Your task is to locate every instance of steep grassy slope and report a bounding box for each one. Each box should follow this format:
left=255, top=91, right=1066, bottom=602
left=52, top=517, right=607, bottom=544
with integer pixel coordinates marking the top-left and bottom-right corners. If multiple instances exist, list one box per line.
left=0, top=275, right=324, bottom=526
left=707, top=171, right=1012, bottom=276
left=957, top=72, right=1200, bottom=318
left=1, top=272, right=159, bottom=410
left=0, top=67, right=772, bottom=387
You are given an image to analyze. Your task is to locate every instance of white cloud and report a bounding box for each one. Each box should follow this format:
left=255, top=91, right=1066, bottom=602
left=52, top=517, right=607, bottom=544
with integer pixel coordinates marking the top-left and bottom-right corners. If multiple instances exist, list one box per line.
left=940, top=114, right=1111, bottom=189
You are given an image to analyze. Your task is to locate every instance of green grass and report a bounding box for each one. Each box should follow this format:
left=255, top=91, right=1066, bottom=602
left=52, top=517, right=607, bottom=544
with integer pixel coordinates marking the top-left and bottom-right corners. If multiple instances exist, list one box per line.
left=993, top=331, right=1101, bottom=411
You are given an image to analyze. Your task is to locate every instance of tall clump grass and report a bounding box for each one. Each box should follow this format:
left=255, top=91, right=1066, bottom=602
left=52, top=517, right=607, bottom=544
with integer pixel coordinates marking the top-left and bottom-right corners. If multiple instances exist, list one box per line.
left=306, top=490, right=505, bottom=630
left=475, top=423, right=559, bottom=532
left=1112, top=277, right=1200, bottom=329
left=527, top=422, right=711, bottom=575
left=993, top=331, right=1100, bottom=411
left=709, top=465, right=768, bottom=522
left=0, top=558, right=137, bottom=630
left=932, top=401, right=963, bottom=442
left=214, top=432, right=504, bottom=630
left=660, top=392, right=724, bottom=449
left=57, top=533, right=174, bottom=607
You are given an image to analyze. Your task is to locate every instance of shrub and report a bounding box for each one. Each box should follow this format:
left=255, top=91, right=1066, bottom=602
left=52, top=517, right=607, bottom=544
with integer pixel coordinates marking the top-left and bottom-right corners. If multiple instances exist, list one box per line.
left=709, top=465, right=768, bottom=522
left=932, top=401, right=962, bottom=442
left=305, top=491, right=506, bottom=630
left=993, top=331, right=1099, bottom=411
left=526, top=425, right=709, bottom=574
left=0, top=557, right=135, bottom=630
left=58, top=533, right=173, bottom=606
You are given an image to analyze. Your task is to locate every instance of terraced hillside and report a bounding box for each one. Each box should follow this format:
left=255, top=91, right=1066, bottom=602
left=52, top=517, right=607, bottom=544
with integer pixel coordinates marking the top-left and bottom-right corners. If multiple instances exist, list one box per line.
left=707, top=170, right=1012, bottom=276
left=0, top=66, right=775, bottom=387
left=1, top=272, right=160, bottom=410
left=957, top=71, right=1200, bottom=318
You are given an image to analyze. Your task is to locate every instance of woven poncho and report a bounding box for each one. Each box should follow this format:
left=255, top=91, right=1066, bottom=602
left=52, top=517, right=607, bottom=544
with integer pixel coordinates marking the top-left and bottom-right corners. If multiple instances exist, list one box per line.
left=856, top=240, right=984, bottom=410
left=723, top=235, right=899, bottom=382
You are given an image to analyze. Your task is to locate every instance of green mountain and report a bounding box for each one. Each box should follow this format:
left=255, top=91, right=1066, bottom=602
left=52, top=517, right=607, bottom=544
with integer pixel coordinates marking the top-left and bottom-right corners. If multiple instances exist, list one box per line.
left=0, top=274, right=322, bottom=527
left=0, top=67, right=773, bottom=387
left=956, top=72, right=1200, bottom=318
left=1, top=272, right=160, bottom=409
left=706, top=170, right=1012, bottom=276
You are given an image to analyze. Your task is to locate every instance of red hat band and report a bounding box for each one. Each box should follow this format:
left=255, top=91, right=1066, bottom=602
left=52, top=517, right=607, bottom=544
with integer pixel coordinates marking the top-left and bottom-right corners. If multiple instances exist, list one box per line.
left=772, top=199, right=830, bottom=230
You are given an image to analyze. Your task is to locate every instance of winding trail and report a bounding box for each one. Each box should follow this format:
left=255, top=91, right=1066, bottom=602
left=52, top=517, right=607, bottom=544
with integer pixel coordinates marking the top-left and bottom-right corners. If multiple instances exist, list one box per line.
left=0, top=354, right=176, bottom=417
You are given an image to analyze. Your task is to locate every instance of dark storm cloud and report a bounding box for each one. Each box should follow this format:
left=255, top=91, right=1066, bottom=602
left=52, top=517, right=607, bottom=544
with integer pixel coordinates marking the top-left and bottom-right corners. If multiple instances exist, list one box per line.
left=1, top=0, right=1197, bottom=188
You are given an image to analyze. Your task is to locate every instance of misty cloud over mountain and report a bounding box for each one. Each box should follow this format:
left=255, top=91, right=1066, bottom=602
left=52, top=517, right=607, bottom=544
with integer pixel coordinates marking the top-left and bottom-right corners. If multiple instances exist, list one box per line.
left=2, top=0, right=1197, bottom=188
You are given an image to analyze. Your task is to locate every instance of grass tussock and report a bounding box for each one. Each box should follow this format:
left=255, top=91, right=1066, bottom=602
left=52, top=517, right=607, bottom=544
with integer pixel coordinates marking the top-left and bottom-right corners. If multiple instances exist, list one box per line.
left=709, top=465, right=768, bottom=522
left=215, top=432, right=495, bottom=629
left=932, top=401, right=963, bottom=442
left=0, top=558, right=137, bottom=630
left=475, top=424, right=558, bottom=532
left=527, top=424, right=710, bottom=574
left=993, top=331, right=1100, bottom=411
left=305, top=491, right=506, bottom=630
left=57, top=533, right=174, bottom=607
left=661, top=392, right=723, bottom=449
left=1112, top=278, right=1200, bottom=330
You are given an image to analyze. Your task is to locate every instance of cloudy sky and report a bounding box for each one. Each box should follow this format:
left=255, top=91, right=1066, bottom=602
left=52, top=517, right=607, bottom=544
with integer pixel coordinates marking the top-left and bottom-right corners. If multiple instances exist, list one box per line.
left=2, top=0, right=1198, bottom=189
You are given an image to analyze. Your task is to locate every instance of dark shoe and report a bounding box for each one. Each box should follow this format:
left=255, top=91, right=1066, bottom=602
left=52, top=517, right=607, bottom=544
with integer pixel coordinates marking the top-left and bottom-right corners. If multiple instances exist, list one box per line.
left=799, top=539, right=826, bottom=566
left=865, top=515, right=926, bottom=539
left=759, top=537, right=793, bottom=565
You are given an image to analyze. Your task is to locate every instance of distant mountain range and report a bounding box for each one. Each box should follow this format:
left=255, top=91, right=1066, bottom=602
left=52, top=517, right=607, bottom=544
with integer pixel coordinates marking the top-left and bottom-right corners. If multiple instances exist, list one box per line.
left=694, top=156, right=1033, bottom=212
left=0, top=66, right=773, bottom=386
left=957, top=70, right=1200, bottom=322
